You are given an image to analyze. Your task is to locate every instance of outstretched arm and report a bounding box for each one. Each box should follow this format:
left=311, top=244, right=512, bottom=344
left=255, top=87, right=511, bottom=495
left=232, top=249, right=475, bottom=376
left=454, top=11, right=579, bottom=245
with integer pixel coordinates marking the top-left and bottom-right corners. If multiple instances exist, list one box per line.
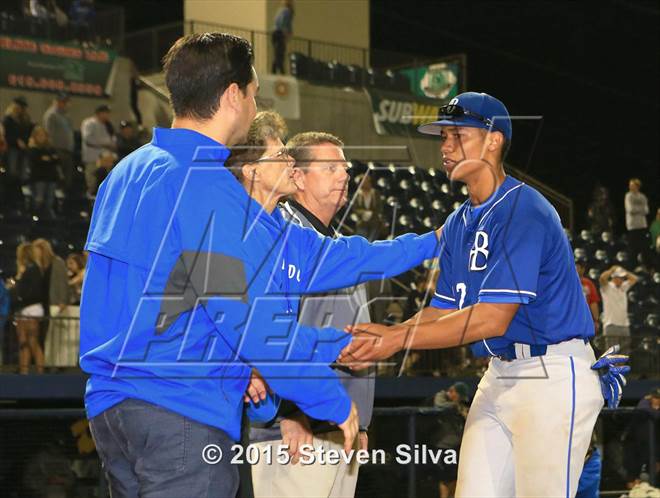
left=401, top=305, right=457, bottom=326
left=295, top=226, right=442, bottom=294
left=338, top=302, right=518, bottom=365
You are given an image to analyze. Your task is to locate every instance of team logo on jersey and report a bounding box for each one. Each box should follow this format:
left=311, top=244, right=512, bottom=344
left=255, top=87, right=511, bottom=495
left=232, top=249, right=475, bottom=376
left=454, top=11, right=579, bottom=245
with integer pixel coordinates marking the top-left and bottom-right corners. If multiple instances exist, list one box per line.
left=469, top=231, right=489, bottom=271
left=281, top=260, right=301, bottom=282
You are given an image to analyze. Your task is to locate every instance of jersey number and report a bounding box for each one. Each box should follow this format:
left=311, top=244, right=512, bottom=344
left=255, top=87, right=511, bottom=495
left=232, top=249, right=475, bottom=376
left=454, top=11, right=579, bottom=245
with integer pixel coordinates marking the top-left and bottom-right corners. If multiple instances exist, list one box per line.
left=456, top=283, right=467, bottom=309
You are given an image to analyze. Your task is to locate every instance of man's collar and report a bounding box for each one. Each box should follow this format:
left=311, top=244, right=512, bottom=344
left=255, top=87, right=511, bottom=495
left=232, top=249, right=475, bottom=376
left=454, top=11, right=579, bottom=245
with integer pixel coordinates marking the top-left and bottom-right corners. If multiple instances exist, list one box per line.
left=287, top=199, right=335, bottom=237
left=151, top=127, right=230, bottom=162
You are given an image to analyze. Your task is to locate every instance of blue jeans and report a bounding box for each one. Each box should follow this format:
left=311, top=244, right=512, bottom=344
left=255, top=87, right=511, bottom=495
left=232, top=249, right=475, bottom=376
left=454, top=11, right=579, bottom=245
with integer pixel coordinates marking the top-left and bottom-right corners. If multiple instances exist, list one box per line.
left=89, top=398, right=239, bottom=498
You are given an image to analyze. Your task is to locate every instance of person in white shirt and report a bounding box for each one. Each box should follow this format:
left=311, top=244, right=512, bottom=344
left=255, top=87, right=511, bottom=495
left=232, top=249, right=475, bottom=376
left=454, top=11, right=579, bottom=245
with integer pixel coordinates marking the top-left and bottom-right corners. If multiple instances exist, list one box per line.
left=625, top=178, right=649, bottom=266
left=598, top=265, right=638, bottom=351
left=81, top=105, right=115, bottom=193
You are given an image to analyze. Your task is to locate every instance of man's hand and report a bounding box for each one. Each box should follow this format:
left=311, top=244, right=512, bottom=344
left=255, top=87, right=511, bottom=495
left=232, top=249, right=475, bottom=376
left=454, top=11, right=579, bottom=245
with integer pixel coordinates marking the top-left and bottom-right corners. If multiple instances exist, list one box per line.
left=280, top=413, right=313, bottom=465
left=358, top=432, right=368, bottom=452
left=337, top=402, right=359, bottom=453
left=337, top=323, right=406, bottom=369
left=244, top=369, right=269, bottom=404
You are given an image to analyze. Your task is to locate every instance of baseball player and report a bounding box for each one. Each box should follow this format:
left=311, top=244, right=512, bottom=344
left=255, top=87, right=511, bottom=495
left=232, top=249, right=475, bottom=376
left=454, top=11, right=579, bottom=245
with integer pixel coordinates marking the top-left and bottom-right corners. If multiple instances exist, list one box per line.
left=339, top=92, right=630, bottom=497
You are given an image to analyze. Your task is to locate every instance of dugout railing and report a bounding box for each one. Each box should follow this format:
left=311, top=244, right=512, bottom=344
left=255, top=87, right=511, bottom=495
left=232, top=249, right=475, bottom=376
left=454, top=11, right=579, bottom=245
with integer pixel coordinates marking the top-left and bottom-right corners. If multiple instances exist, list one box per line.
left=0, top=406, right=655, bottom=498
left=0, top=315, right=658, bottom=379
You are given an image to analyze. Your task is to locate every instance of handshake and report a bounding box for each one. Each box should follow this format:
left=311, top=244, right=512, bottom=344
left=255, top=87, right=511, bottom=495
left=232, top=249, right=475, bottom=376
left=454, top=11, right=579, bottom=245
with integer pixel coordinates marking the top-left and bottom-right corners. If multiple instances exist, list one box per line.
left=242, top=320, right=398, bottom=460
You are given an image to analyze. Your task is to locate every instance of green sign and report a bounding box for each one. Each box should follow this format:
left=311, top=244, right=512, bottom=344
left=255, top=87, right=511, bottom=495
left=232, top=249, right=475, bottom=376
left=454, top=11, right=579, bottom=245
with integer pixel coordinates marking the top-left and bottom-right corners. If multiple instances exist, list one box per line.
left=367, top=88, right=446, bottom=137
left=398, top=56, right=464, bottom=100
left=0, top=35, right=117, bottom=97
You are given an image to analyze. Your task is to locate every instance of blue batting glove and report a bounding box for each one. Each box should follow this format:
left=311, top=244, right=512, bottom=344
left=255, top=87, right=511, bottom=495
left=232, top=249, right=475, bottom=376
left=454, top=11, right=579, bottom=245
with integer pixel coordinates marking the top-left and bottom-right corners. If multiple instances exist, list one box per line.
left=591, top=345, right=631, bottom=409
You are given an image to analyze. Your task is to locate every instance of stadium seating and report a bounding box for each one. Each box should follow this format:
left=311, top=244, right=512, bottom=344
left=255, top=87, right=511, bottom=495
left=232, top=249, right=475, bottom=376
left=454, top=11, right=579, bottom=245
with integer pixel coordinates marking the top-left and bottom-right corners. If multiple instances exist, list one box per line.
left=289, top=52, right=412, bottom=93
left=1, top=160, right=658, bottom=336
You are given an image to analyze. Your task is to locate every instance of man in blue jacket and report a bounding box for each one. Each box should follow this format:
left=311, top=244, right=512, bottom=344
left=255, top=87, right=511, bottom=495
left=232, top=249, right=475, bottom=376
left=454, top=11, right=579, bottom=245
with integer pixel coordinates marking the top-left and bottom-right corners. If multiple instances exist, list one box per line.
left=81, top=33, right=440, bottom=498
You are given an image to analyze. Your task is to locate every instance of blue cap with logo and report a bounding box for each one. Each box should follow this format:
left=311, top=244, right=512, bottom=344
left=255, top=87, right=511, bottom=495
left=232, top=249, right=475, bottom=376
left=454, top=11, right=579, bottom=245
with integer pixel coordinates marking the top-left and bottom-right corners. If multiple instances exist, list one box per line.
left=418, top=92, right=512, bottom=141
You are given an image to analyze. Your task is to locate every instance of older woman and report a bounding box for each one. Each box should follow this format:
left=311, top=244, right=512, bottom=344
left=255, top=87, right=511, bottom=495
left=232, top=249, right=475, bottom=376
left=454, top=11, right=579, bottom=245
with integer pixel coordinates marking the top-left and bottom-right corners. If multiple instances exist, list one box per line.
left=226, top=110, right=296, bottom=212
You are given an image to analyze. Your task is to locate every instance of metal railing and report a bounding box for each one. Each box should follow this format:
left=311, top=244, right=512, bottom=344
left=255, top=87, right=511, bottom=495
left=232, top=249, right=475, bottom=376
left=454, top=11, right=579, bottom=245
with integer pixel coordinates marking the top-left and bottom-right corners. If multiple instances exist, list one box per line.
left=0, top=6, right=125, bottom=46
left=121, top=20, right=373, bottom=75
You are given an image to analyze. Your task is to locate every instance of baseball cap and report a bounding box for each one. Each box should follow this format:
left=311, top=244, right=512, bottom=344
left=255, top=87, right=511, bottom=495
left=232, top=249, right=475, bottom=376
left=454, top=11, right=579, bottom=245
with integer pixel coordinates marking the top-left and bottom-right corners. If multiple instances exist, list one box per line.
left=95, top=104, right=111, bottom=113
left=418, top=92, right=512, bottom=141
left=450, top=381, right=470, bottom=400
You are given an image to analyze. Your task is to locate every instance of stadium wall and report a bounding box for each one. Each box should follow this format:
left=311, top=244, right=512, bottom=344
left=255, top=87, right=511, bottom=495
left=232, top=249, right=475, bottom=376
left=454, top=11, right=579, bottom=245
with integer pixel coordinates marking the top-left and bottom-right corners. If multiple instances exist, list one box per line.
left=0, top=56, right=138, bottom=131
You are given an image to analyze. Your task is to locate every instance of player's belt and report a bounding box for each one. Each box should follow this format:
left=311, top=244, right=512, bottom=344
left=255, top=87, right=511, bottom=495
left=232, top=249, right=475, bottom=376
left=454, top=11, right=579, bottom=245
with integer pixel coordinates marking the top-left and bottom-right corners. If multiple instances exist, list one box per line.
left=496, top=338, right=590, bottom=362
left=496, top=344, right=547, bottom=362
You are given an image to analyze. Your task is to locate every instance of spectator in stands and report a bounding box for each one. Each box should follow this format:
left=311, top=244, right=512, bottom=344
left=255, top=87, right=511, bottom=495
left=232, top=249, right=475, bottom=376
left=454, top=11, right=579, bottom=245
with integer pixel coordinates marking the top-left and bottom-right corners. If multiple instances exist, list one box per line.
left=32, top=238, right=69, bottom=316
left=2, top=96, right=33, bottom=182
left=625, top=178, right=650, bottom=266
left=33, top=238, right=73, bottom=367
left=0, top=121, right=7, bottom=209
left=271, top=0, right=294, bottom=74
left=650, top=208, right=660, bottom=270
left=354, top=174, right=384, bottom=241
left=28, top=0, right=51, bottom=20
left=116, top=120, right=141, bottom=159
left=89, top=150, right=117, bottom=196
left=68, top=0, right=95, bottom=43
left=587, top=185, right=614, bottom=235
left=576, top=258, right=601, bottom=334
left=43, top=92, right=75, bottom=191
left=431, top=382, right=470, bottom=498
left=81, top=104, right=115, bottom=192
left=599, top=265, right=637, bottom=351
left=0, top=279, right=10, bottom=365
left=6, top=242, right=45, bottom=374
left=27, top=125, right=61, bottom=219
left=66, top=252, right=85, bottom=305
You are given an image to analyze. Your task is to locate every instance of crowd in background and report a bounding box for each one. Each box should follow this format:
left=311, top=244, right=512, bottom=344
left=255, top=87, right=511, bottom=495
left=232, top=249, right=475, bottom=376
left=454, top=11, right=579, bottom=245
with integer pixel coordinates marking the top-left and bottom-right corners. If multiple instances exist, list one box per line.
left=588, top=179, right=658, bottom=269
left=0, top=92, right=144, bottom=373
left=1, top=239, right=85, bottom=373
left=0, top=93, right=146, bottom=217
left=2, top=0, right=104, bottom=46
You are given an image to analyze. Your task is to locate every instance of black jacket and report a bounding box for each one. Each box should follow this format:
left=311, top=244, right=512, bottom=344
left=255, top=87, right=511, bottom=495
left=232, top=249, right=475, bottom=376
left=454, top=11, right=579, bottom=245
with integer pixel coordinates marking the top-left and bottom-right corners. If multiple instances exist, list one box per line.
left=10, top=264, right=44, bottom=310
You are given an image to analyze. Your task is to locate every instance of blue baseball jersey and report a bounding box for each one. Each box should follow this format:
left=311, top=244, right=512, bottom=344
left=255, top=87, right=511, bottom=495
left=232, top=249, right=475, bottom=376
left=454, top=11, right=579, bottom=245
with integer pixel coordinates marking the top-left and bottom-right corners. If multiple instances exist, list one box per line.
left=431, top=175, right=593, bottom=357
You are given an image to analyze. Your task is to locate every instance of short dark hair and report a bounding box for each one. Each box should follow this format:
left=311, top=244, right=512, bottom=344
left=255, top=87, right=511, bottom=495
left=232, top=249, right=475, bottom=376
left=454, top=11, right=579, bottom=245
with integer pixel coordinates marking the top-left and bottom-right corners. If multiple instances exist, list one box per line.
left=286, top=131, right=344, bottom=165
left=226, top=110, right=288, bottom=183
left=162, top=32, right=254, bottom=121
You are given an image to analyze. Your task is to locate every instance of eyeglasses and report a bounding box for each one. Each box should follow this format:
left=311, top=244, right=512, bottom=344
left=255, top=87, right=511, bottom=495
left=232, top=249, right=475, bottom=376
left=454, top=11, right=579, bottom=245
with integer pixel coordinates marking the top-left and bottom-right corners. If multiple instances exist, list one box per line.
left=438, top=104, right=497, bottom=130
left=255, top=148, right=292, bottom=163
